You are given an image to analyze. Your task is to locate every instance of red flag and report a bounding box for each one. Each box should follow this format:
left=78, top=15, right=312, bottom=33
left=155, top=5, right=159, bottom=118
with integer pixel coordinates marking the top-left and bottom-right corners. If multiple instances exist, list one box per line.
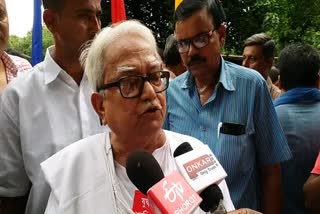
left=111, top=0, right=126, bottom=23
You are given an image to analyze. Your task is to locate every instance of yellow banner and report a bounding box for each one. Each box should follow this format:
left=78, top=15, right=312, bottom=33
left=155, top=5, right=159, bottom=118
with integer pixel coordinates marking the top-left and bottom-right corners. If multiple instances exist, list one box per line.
left=175, top=0, right=183, bottom=10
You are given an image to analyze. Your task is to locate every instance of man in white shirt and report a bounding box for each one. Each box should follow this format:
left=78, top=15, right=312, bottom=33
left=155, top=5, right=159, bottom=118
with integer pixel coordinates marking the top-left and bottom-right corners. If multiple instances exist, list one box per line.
left=0, top=0, right=103, bottom=213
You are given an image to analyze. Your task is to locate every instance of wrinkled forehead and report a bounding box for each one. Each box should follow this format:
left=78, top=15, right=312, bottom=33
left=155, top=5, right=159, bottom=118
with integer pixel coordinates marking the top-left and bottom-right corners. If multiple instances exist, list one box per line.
left=243, top=45, right=264, bottom=57
left=103, top=35, right=161, bottom=77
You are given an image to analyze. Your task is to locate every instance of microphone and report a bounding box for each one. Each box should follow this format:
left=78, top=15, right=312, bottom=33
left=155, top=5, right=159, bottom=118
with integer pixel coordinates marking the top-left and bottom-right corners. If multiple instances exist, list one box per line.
left=174, top=142, right=226, bottom=212
left=126, top=149, right=164, bottom=195
left=126, top=149, right=202, bottom=214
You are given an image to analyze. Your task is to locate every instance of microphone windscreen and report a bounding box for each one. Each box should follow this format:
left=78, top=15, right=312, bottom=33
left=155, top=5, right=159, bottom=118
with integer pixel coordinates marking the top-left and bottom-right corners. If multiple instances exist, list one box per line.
left=126, top=150, right=164, bottom=195
left=173, top=142, right=193, bottom=157
left=199, top=184, right=224, bottom=212
left=173, top=142, right=224, bottom=212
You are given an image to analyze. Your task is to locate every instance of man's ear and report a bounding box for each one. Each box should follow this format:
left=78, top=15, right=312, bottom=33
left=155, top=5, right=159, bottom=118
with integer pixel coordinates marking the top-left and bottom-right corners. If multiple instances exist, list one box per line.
left=217, top=24, right=226, bottom=48
left=91, top=93, right=108, bottom=125
left=43, top=9, right=57, bottom=33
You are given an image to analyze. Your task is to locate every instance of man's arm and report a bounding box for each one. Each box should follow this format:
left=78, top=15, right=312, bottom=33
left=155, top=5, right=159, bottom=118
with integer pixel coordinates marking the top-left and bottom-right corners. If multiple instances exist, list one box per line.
left=304, top=174, right=320, bottom=211
left=260, top=163, right=282, bottom=214
left=0, top=88, right=30, bottom=213
left=303, top=152, right=320, bottom=212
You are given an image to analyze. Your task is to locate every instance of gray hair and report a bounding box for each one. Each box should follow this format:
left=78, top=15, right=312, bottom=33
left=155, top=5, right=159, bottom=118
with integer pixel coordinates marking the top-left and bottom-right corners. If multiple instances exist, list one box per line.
left=244, top=33, right=275, bottom=59
left=80, top=20, right=159, bottom=91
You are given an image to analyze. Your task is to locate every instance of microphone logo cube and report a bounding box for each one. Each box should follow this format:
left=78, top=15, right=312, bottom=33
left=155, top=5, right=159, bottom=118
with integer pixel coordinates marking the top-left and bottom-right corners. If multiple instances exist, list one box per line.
left=183, top=154, right=217, bottom=179
left=175, top=145, right=228, bottom=192
left=163, top=179, right=184, bottom=202
left=147, top=171, right=202, bottom=214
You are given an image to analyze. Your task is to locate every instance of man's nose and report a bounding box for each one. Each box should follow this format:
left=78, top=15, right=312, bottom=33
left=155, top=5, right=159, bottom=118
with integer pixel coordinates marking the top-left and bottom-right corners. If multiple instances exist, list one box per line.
left=90, top=16, right=101, bottom=33
left=140, top=81, right=157, bottom=100
left=187, top=42, right=199, bottom=57
left=242, top=58, right=249, bottom=67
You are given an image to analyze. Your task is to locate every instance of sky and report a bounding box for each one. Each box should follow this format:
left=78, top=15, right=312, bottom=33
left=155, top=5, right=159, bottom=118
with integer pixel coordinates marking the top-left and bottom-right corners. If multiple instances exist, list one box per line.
left=7, top=0, right=43, bottom=37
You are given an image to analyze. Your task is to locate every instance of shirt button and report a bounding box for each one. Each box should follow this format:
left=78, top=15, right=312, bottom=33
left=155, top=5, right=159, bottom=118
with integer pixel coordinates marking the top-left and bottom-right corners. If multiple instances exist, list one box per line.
left=202, top=127, right=206, bottom=132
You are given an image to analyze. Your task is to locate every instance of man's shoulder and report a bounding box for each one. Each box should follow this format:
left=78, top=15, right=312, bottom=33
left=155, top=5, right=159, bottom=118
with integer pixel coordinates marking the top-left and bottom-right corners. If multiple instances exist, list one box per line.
left=168, top=71, right=189, bottom=87
left=8, top=54, right=31, bottom=67
left=224, top=61, right=264, bottom=83
left=41, top=132, right=107, bottom=183
left=3, top=61, right=46, bottom=93
left=40, top=132, right=110, bottom=208
left=44, top=133, right=106, bottom=164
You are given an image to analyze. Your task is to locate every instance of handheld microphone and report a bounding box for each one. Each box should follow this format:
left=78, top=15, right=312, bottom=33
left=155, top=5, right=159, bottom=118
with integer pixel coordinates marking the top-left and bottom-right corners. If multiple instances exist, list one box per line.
left=174, top=142, right=226, bottom=212
left=126, top=149, right=202, bottom=214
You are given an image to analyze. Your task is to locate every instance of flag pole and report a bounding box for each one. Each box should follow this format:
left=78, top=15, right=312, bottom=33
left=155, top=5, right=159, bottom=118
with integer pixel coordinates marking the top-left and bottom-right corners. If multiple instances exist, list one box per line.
left=111, top=0, right=126, bottom=23
left=32, top=0, right=42, bottom=66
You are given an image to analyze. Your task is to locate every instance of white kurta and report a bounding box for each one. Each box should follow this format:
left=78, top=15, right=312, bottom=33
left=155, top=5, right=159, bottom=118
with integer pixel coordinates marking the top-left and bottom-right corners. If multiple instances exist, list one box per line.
left=41, top=130, right=235, bottom=214
left=0, top=46, right=104, bottom=214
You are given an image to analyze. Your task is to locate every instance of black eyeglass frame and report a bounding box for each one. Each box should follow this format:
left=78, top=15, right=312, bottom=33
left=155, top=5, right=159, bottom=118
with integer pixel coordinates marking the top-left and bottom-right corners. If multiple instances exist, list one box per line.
left=98, top=70, right=170, bottom=99
left=176, top=28, right=217, bottom=54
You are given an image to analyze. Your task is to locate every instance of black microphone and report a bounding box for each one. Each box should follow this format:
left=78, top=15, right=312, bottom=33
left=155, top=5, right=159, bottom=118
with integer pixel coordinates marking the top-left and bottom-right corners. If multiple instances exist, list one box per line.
left=174, top=142, right=224, bottom=212
left=126, top=149, right=164, bottom=195
left=126, top=149, right=203, bottom=213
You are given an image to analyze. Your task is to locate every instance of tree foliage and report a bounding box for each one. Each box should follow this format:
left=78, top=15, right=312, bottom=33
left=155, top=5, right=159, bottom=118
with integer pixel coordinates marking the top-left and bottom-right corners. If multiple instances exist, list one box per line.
left=8, top=0, right=320, bottom=60
left=259, top=0, right=320, bottom=51
left=8, top=27, right=53, bottom=60
left=101, top=0, right=174, bottom=49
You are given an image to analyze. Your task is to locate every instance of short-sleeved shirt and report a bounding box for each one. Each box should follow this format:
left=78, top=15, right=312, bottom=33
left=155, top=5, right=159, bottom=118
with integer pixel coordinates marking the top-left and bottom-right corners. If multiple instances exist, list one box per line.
left=164, top=57, right=292, bottom=209
left=0, top=46, right=105, bottom=214
left=311, top=153, right=320, bottom=175
left=1, top=52, right=32, bottom=83
left=276, top=101, right=320, bottom=214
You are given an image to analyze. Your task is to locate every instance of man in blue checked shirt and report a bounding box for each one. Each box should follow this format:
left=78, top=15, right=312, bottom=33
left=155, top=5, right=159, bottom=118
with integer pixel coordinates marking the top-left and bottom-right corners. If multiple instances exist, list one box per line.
left=163, top=0, right=292, bottom=213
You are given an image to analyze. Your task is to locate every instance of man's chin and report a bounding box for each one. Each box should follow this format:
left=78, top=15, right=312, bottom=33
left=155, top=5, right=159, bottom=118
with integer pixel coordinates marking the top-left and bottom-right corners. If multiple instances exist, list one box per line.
left=188, top=66, right=207, bottom=77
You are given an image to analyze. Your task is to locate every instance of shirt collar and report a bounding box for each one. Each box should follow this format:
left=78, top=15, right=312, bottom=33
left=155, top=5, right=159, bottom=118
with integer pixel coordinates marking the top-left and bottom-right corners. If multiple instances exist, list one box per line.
left=43, top=46, right=65, bottom=85
left=181, top=57, right=235, bottom=91
left=266, top=76, right=273, bottom=90
left=1, top=51, right=18, bottom=76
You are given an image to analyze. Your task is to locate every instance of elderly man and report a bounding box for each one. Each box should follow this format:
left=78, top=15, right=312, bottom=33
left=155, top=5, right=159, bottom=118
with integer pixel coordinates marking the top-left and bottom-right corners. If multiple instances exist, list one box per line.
left=0, top=0, right=31, bottom=93
left=163, top=0, right=292, bottom=213
left=0, top=0, right=103, bottom=213
left=274, top=43, right=320, bottom=214
left=242, top=33, right=281, bottom=100
left=39, top=20, right=238, bottom=214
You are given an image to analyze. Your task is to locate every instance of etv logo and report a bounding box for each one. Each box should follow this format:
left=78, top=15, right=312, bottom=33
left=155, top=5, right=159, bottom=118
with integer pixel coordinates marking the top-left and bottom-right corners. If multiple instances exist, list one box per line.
left=183, top=154, right=216, bottom=179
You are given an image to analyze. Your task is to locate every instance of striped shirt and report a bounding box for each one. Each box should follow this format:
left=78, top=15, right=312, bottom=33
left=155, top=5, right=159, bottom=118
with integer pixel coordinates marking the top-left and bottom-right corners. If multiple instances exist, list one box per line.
left=164, top=58, right=292, bottom=209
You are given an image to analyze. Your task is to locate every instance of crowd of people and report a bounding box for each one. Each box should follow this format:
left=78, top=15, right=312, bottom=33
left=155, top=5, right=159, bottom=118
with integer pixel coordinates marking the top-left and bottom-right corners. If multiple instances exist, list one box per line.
left=0, top=0, right=319, bottom=213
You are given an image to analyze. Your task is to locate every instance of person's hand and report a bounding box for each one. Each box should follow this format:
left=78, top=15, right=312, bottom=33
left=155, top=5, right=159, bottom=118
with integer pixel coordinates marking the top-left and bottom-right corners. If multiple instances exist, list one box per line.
left=227, top=208, right=263, bottom=214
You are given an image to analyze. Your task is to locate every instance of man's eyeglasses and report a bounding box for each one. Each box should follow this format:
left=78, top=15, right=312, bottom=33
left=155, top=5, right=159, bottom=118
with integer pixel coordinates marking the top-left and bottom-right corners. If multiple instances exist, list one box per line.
left=176, top=29, right=216, bottom=53
left=98, top=70, right=170, bottom=99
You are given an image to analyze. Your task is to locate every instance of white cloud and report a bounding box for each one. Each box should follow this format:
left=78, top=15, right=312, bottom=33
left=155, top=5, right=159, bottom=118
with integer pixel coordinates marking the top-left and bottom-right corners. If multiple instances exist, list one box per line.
left=7, top=0, right=43, bottom=37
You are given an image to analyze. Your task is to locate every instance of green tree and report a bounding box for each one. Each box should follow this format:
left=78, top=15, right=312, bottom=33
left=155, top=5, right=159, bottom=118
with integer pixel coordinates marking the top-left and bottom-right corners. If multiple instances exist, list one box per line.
left=259, top=0, right=320, bottom=51
left=223, top=0, right=267, bottom=54
left=8, top=26, right=53, bottom=60
left=101, top=0, right=174, bottom=49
